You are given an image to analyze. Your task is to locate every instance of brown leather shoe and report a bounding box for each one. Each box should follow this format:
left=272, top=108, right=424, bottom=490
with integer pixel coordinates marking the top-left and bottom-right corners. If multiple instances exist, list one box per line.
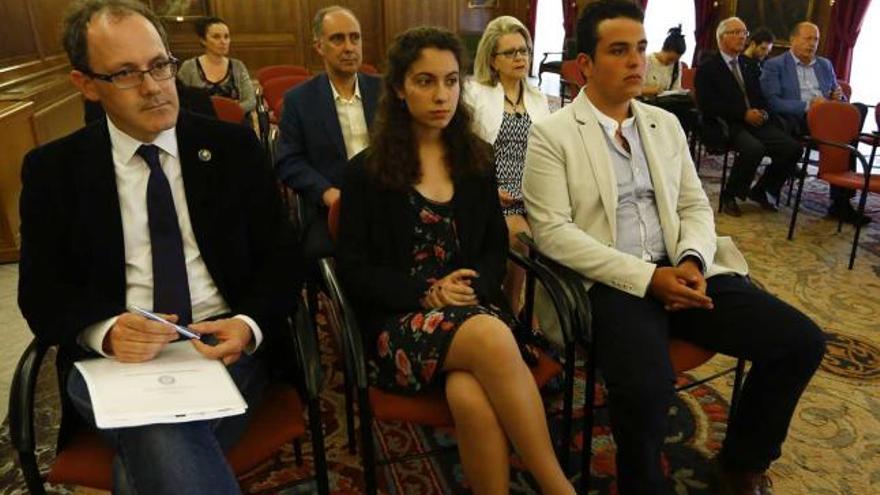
left=711, top=462, right=774, bottom=495
left=722, top=196, right=742, bottom=217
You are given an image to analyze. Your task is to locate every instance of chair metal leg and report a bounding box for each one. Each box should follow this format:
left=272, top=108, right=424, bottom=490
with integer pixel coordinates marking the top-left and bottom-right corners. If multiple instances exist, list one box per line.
left=344, top=367, right=357, bottom=454
left=16, top=450, right=46, bottom=495
left=787, top=160, right=809, bottom=240
left=579, top=345, right=597, bottom=495
left=718, top=151, right=730, bottom=213
left=728, top=359, right=747, bottom=420
left=293, top=438, right=304, bottom=466
left=559, top=341, right=576, bottom=475
left=789, top=144, right=811, bottom=207
left=308, top=399, right=331, bottom=495
left=359, top=391, right=378, bottom=495
left=848, top=189, right=870, bottom=269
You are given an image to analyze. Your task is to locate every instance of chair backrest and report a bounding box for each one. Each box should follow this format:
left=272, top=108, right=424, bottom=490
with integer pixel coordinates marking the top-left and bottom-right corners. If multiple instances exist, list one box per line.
left=807, top=101, right=861, bottom=175
left=681, top=66, right=696, bottom=91
left=256, top=65, right=310, bottom=87
left=837, top=79, right=852, bottom=101
left=210, top=95, right=245, bottom=124
left=875, top=103, right=880, bottom=132
left=360, top=63, right=379, bottom=75
left=262, top=74, right=311, bottom=118
left=560, top=60, right=586, bottom=88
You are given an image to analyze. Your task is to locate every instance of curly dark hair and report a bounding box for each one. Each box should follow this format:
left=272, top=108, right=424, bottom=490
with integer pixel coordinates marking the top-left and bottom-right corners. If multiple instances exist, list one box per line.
left=195, top=16, right=226, bottom=39
left=366, top=26, right=490, bottom=191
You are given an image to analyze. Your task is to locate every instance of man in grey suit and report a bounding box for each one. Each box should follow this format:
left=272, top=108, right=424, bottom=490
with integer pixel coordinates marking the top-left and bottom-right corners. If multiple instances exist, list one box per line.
left=523, top=2, right=825, bottom=493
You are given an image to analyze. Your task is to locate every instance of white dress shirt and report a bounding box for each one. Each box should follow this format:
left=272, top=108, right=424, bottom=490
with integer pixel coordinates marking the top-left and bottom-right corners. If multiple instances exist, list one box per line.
left=790, top=51, right=823, bottom=109
left=645, top=53, right=682, bottom=92
left=79, top=117, right=263, bottom=356
left=330, top=76, right=369, bottom=160
left=583, top=97, right=667, bottom=263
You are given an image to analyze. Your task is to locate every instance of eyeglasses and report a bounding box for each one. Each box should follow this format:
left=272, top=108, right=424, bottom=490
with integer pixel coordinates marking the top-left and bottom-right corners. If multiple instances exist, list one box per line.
left=724, top=29, right=749, bottom=37
left=494, top=47, right=530, bottom=59
left=85, top=58, right=180, bottom=89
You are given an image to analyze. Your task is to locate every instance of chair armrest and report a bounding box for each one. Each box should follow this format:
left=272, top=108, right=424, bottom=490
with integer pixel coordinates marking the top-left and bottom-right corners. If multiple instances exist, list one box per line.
left=517, top=233, right=594, bottom=344
left=508, top=249, right=575, bottom=347
left=290, top=294, right=322, bottom=401
left=317, top=258, right=369, bottom=389
left=807, top=136, right=872, bottom=179
left=539, top=51, right=564, bottom=65
left=9, top=338, right=49, bottom=454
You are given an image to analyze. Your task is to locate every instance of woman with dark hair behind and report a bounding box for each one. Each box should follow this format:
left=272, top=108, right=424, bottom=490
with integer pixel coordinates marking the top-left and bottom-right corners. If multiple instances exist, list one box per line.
left=177, top=16, right=256, bottom=113
left=336, top=27, right=574, bottom=494
left=643, top=25, right=686, bottom=96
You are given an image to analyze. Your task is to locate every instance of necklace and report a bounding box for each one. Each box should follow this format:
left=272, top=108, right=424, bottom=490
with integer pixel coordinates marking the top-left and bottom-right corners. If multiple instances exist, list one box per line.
left=504, top=82, right=524, bottom=117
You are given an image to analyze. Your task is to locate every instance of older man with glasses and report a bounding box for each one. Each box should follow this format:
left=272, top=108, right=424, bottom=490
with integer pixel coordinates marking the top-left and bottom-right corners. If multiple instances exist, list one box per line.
left=695, top=16, right=801, bottom=217
left=17, top=1, right=298, bottom=493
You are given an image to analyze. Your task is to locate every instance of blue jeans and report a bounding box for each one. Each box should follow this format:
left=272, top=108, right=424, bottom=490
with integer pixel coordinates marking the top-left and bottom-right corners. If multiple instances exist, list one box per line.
left=67, top=352, right=269, bottom=495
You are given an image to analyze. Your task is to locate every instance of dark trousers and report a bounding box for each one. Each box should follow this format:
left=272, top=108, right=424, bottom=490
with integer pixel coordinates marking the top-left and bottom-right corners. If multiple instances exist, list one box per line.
left=727, top=121, right=802, bottom=199
left=588, top=275, right=825, bottom=495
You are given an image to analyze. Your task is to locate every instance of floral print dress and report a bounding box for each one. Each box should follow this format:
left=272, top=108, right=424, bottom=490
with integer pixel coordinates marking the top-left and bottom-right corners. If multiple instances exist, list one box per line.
left=372, top=190, right=517, bottom=394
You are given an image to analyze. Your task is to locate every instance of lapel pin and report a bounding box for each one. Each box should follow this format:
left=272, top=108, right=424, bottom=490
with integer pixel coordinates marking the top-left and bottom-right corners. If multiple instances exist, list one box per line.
left=198, top=149, right=212, bottom=162
left=650, top=123, right=656, bottom=128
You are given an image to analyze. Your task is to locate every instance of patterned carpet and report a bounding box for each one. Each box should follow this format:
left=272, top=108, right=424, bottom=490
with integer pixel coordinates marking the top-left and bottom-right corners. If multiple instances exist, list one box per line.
left=0, top=154, right=878, bottom=494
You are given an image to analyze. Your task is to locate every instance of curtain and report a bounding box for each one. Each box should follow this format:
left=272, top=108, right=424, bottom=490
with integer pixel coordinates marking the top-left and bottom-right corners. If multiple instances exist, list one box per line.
left=638, top=0, right=649, bottom=9
left=562, top=0, right=578, bottom=41
left=825, top=0, right=873, bottom=82
left=692, top=0, right=718, bottom=67
left=527, top=0, right=539, bottom=40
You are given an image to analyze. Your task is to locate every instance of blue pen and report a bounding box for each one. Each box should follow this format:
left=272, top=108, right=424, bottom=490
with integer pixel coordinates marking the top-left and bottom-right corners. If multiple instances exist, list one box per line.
left=129, top=305, right=201, bottom=340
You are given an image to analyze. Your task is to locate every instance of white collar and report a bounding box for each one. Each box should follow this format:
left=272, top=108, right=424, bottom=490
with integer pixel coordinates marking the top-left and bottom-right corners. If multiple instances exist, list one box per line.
left=720, top=51, right=739, bottom=67
left=330, top=75, right=362, bottom=101
left=106, top=115, right=178, bottom=165
left=582, top=93, right=636, bottom=139
left=789, top=50, right=816, bottom=67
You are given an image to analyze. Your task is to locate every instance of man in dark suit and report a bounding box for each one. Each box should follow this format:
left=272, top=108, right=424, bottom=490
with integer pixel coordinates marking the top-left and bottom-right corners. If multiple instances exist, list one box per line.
left=695, top=16, right=801, bottom=217
left=17, top=1, right=297, bottom=493
left=275, top=5, right=381, bottom=258
left=760, top=21, right=869, bottom=226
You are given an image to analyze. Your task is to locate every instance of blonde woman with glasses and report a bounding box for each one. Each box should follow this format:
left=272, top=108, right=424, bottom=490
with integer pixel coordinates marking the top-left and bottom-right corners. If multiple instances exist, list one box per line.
left=466, top=16, right=550, bottom=313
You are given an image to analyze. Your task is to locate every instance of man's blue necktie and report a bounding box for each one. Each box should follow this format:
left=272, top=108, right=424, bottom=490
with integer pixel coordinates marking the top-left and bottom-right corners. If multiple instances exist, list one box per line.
left=136, top=144, right=192, bottom=325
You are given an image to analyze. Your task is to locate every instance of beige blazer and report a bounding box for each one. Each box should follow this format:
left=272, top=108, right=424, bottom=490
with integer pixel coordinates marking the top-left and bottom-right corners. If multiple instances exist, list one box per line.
left=465, top=79, right=551, bottom=144
left=522, top=91, right=749, bottom=346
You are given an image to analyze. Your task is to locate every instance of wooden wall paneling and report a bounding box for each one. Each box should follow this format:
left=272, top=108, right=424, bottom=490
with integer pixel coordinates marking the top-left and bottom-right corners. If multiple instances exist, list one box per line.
left=0, top=0, right=39, bottom=63
left=31, top=91, right=84, bottom=145
left=383, top=0, right=458, bottom=50
left=458, top=0, right=497, bottom=33
left=27, top=0, right=70, bottom=58
left=213, top=0, right=307, bottom=71
left=304, top=0, right=384, bottom=71
left=0, top=101, right=36, bottom=263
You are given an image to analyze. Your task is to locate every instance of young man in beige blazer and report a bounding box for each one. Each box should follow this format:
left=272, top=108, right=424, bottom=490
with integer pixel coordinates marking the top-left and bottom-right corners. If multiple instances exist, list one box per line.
left=522, top=2, right=825, bottom=494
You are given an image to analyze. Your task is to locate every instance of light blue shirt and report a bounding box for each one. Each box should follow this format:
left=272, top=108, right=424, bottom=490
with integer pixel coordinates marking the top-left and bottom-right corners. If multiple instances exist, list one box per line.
left=584, top=98, right=668, bottom=263
left=789, top=51, right=823, bottom=109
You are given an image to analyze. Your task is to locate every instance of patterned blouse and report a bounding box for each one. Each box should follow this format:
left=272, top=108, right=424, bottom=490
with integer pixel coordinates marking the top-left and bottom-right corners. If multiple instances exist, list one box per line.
left=493, top=111, right=532, bottom=216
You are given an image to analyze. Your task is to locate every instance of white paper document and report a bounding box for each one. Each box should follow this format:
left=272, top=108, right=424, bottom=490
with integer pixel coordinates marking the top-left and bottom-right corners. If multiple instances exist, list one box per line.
left=658, top=89, right=691, bottom=97
left=75, top=341, right=247, bottom=429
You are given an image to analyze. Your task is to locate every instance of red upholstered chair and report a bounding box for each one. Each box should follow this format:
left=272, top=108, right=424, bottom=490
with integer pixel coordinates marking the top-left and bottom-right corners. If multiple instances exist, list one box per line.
left=256, top=64, right=310, bottom=88
left=210, top=95, right=246, bottom=124
left=360, top=63, right=379, bottom=74
left=262, top=74, right=311, bottom=123
left=320, top=199, right=570, bottom=495
left=516, top=233, right=747, bottom=493
left=560, top=59, right=586, bottom=106
left=9, top=296, right=329, bottom=495
left=787, top=101, right=879, bottom=269
left=681, top=65, right=696, bottom=91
